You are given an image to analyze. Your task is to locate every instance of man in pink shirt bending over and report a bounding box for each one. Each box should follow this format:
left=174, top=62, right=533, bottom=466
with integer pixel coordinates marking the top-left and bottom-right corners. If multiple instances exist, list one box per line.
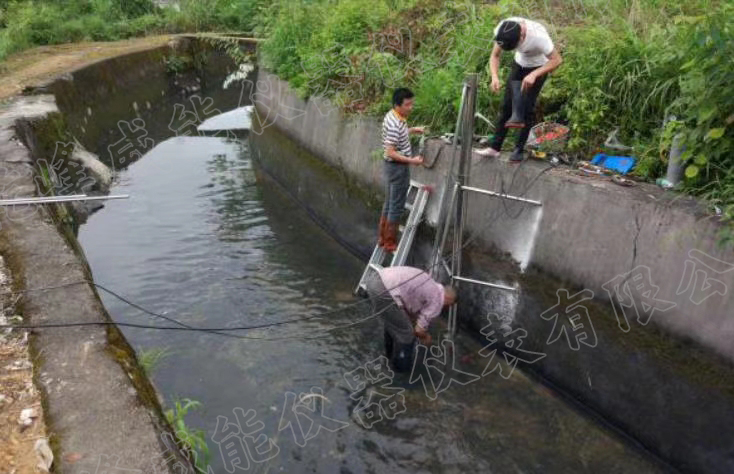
left=365, top=266, right=457, bottom=372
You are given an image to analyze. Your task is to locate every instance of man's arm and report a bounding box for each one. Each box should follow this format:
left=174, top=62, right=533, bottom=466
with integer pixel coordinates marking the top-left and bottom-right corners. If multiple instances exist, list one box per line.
left=521, top=49, right=562, bottom=91
left=415, top=294, right=443, bottom=332
left=490, top=43, right=503, bottom=93
left=535, top=48, right=563, bottom=77
left=385, top=145, right=423, bottom=165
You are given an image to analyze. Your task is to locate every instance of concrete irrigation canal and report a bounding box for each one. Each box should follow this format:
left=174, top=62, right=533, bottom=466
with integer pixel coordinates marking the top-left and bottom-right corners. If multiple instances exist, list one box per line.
left=0, top=36, right=732, bottom=473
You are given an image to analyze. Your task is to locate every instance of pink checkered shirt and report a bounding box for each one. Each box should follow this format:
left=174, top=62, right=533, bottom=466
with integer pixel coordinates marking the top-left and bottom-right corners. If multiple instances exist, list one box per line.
left=378, top=266, right=445, bottom=330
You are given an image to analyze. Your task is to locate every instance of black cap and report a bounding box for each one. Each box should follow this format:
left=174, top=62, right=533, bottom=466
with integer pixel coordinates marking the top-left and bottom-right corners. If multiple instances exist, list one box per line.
left=495, top=20, right=521, bottom=51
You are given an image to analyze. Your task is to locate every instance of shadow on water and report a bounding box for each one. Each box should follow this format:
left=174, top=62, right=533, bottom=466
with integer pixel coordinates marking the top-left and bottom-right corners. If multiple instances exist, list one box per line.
left=76, top=126, right=672, bottom=473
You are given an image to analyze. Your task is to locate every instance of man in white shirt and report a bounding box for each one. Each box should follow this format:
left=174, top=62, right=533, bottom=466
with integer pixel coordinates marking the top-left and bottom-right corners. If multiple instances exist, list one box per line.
left=476, top=17, right=563, bottom=161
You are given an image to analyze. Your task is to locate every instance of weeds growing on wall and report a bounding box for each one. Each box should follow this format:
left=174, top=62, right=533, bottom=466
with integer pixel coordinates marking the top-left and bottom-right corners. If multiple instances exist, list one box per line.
left=138, top=346, right=171, bottom=375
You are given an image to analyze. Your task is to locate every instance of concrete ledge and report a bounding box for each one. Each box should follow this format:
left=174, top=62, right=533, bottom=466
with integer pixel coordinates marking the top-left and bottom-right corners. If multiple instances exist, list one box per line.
left=0, top=95, right=188, bottom=472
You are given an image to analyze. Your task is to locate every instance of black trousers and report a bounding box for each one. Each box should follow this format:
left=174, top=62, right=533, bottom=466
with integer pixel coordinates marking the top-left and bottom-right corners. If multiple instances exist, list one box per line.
left=490, top=61, right=548, bottom=152
left=365, top=273, right=417, bottom=372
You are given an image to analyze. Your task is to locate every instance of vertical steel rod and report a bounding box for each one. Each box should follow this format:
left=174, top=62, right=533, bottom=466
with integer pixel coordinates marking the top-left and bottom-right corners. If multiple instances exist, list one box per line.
left=448, top=74, right=478, bottom=339
left=430, top=84, right=468, bottom=277
left=433, top=182, right=459, bottom=274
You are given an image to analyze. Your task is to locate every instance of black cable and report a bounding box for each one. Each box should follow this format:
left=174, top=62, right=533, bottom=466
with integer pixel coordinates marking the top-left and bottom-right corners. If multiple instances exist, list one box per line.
left=460, top=161, right=553, bottom=250
left=0, top=251, right=455, bottom=338
left=0, top=301, right=397, bottom=342
left=1, top=152, right=554, bottom=338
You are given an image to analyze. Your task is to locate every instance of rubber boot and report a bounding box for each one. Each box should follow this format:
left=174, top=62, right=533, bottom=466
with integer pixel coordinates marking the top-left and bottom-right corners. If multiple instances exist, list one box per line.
left=377, top=216, right=388, bottom=248
left=506, top=80, right=525, bottom=129
left=392, top=339, right=417, bottom=373
left=384, top=330, right=394, bottom=360
left=383, top=221, right=399, bottom=253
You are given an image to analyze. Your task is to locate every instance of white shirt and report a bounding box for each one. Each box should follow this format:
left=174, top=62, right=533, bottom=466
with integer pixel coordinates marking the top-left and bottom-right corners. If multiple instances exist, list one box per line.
left=494, top=17, right=554, bottom=68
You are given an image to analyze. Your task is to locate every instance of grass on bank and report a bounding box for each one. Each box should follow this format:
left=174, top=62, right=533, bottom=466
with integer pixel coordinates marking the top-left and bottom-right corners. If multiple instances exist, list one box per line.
left=257, top=0, right=733, bottom=240
left=0, top=0, right=268, bottom=61
left=1, top=0, right=731, bottom=239
left=165, top=397, right=211, bottom=472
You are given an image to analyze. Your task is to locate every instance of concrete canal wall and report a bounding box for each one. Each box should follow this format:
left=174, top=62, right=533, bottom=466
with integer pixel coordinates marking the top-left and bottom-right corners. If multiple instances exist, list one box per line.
left=0, top=36, right=256, bottom=472
left=251, top=68, right=734, bottom=474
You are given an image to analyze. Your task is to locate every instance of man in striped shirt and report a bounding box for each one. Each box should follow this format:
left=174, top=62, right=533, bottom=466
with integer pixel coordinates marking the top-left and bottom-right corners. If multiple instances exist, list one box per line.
left=379, top=88, right=425, bottom=252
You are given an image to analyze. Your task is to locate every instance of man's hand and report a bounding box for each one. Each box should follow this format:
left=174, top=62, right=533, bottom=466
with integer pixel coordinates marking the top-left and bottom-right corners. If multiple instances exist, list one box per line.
left=414, top=325, right=432, bottom=345
left=491, top=76, right=502, bottom=94
left=521, top=73, right=537, bottom=92
left=409, top=126, right=426, bottom=135
left=412, top=155, right=424, bottom=166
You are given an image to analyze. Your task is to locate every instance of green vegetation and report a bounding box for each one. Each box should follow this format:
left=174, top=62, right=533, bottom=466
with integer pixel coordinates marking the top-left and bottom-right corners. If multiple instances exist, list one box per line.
left=165, top=398, right=211, bottom=472
left=136, top=348, right=207, bottom=470
left=1, top=0, right=731, bottom=228
left=0, top=0, right=267, bottom=60
left=256, top=0, right=733, bottom=232
left=138, top=346, right=171, bottom=375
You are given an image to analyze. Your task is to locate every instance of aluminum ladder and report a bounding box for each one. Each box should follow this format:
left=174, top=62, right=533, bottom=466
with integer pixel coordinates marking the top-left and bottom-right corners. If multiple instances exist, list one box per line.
left=355, top=180, right=431, bottom=296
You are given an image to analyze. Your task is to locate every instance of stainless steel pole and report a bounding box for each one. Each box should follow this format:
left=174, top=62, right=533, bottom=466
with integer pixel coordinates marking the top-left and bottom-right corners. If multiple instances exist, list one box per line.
left=0, top=195, right=130, bottom=206
left=460, top=186, right=542, bottom=206
left=430, top=84, right=468, bottom=278
left=448, top=74, right=477, bottom=339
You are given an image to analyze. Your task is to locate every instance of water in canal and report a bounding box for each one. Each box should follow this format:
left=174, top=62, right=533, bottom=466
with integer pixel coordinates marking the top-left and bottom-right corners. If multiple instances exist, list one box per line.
left=78, top=133, right=668, bottom=473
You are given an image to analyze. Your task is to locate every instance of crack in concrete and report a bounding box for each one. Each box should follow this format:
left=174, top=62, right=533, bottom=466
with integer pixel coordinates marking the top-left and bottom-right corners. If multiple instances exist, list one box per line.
left=631, top=212, right=641, bottom=271
left=615, top=211, right=643, bottom=290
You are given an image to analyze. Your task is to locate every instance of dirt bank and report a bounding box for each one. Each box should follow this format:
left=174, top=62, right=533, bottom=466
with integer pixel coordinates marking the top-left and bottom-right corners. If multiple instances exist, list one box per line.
left=0, top=35, right=175, bottom=102
left=0, top=255, right=47, bottom=473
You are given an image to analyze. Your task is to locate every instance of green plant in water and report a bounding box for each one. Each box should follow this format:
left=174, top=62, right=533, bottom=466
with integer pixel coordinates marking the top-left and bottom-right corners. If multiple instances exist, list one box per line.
left=138, top=347, right=171, bottom=375
left=165, top=398, right=210, bottom=473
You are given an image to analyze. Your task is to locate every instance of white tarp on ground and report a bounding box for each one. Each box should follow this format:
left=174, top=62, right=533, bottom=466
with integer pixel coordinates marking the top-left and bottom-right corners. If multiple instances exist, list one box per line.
left=197, top=105, right=253, bottom=132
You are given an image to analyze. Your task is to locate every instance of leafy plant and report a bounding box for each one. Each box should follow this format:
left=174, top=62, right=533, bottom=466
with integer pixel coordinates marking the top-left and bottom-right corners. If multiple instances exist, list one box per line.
left=165, top=398, right=210, bottom=473
left=666, top=10, right=733, bottom=208
left=138, top=346, right=171, bottom=375
left=164, top=54, right=189, bottom=74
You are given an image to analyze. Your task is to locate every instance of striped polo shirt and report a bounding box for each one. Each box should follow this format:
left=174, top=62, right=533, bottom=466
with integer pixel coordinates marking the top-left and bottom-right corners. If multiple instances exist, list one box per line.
left=382, top=109, right=411, bottom=161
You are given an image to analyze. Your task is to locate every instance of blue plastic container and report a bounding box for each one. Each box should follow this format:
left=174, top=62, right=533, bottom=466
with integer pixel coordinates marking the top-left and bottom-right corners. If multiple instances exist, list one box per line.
left=591, top=153, right=636, bottom=175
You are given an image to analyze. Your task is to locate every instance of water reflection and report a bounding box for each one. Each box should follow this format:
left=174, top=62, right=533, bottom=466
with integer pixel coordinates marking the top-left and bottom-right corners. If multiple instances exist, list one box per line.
left=78, top=135, right=666, bottom=473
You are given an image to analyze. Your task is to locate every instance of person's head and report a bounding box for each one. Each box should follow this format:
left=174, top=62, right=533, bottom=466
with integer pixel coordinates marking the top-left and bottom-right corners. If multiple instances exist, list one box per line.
left=392, top=88, right=415, bottom=117
left=443, top=285, right=457, bottom=307
left=494, top=20, right=522, bottom=51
